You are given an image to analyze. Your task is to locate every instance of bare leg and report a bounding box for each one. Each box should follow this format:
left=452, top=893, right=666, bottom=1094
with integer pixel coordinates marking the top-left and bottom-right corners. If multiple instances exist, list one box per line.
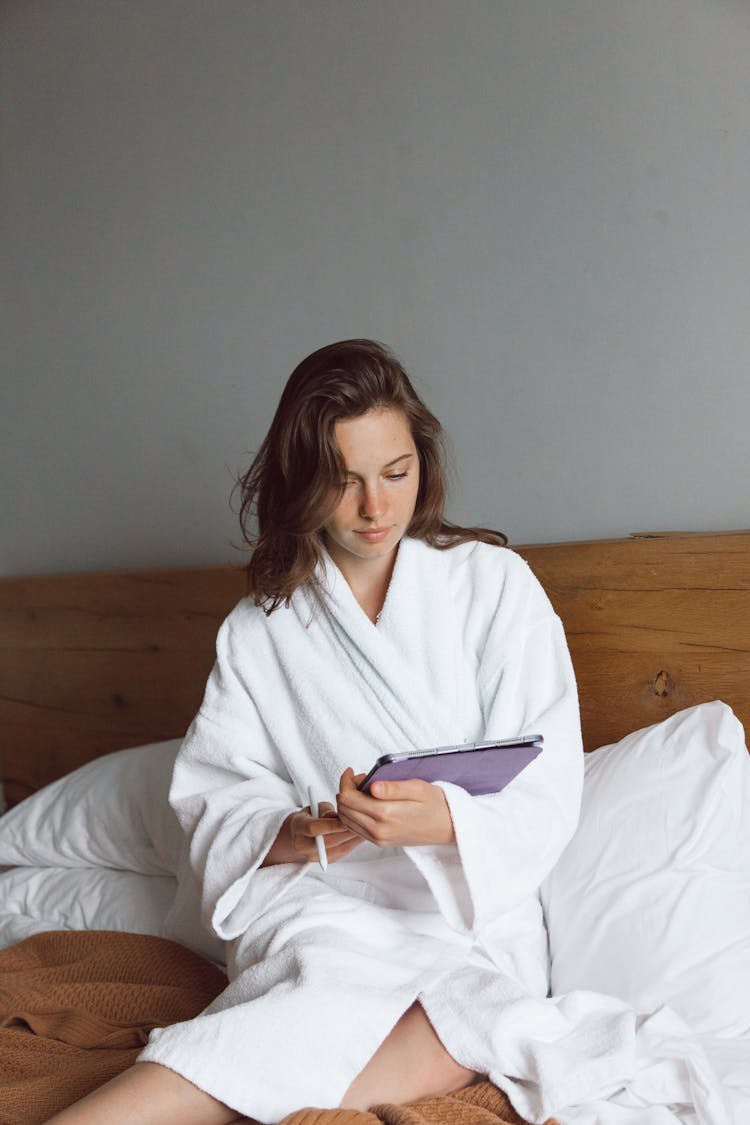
left=46, top=1007, right=476, bottom=1122
left=340, top=1002, right=479, bottom=1111
left=44, top=1061, right=246, bottom=1125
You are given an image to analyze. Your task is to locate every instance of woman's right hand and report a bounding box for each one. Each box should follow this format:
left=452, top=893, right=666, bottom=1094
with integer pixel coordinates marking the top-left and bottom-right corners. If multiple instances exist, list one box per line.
left=261, top=803, right=364, bottom=867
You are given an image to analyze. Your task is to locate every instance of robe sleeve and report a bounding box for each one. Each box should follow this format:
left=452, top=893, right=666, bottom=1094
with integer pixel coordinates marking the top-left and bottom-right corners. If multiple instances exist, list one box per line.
left=404, top=553, right=584, bottom=936
left=169, top=608, right=308, bottom=941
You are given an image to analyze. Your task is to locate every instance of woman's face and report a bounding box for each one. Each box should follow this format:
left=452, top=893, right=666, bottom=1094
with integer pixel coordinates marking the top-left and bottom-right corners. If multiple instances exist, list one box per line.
left=322, top=408, right=420, bottom=578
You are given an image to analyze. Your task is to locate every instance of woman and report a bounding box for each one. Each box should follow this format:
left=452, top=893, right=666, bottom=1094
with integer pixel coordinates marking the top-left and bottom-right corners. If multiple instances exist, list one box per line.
left=48, top=339, right=583, bottom=1124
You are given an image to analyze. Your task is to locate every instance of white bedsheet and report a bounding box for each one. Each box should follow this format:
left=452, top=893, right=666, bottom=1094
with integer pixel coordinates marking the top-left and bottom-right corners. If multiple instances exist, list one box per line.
left=0, top=865, right=177, bottom=948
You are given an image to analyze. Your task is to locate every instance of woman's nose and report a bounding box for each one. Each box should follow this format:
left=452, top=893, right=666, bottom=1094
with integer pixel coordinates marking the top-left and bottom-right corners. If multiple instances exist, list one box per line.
left=359, top=484, right=383, bottom=519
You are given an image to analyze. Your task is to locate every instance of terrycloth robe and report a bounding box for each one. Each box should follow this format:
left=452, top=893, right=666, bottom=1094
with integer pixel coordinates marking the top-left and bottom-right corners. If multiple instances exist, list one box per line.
left=140, top=538, right=584, bottom=1121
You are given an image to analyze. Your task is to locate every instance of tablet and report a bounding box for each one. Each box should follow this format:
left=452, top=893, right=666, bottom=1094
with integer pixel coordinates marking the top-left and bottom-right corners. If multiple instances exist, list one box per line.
left=357, top=735, right=543, bottom=797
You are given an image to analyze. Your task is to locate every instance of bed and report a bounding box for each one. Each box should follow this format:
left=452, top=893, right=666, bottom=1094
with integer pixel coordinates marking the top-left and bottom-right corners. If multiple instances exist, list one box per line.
left=1, top=530, right=749, bottom=1125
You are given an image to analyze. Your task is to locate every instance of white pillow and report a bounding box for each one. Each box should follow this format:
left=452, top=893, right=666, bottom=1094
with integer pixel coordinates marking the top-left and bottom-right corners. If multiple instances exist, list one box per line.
left=541, top=701, right=750, bottom=1039
left=0, top=865, right=177, bottom=950
left=0, top=740, right=183, bottom=875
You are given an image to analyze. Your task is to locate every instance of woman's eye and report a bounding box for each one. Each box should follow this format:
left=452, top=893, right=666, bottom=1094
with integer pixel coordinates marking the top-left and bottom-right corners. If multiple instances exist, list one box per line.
left=386, top=472, right=407, bottom=481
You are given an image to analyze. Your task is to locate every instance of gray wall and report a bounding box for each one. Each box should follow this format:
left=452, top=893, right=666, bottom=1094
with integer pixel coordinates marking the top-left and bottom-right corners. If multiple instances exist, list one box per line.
left=2, top=0, right=748, bottom=577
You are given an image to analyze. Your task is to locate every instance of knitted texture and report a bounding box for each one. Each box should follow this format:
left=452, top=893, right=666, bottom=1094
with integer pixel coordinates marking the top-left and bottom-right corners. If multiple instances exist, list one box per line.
left=0, top=930, right=227, bottom=1124
left=280, top=1081, right=559, bottom=1125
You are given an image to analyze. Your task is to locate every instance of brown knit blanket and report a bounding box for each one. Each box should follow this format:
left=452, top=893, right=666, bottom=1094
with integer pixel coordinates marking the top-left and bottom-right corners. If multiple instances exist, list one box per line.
left=0, top=930, right=227, bottom=1124
left=281, top=1086, right=558, bottom=1125
left=0, top=930, right=556, bottom=1125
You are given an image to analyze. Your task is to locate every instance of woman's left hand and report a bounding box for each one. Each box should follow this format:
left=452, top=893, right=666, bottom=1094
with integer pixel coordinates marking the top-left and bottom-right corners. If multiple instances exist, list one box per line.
left=336, top=768, right=456, bottom=848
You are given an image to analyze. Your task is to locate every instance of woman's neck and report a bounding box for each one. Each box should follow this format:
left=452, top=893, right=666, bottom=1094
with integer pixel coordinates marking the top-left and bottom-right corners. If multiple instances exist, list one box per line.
left=327, top=544, right=399, bottom=624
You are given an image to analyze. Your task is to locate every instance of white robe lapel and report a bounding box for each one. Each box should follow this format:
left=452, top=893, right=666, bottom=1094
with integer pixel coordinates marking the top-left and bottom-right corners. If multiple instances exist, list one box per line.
left=315, top=538, right=466, bottom=752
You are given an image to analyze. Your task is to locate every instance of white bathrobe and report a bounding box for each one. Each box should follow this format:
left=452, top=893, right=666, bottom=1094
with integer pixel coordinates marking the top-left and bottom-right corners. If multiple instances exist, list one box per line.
left=140, top=538, right=584, bottom=1121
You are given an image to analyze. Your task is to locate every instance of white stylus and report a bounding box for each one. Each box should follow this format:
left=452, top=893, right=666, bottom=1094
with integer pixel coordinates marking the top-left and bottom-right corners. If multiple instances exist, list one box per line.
left=307, top=786, right=328, bottom=871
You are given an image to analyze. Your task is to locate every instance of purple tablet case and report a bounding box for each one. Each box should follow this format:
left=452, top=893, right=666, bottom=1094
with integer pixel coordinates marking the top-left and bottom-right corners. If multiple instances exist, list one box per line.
left=358, top=736, right=543, bottom=797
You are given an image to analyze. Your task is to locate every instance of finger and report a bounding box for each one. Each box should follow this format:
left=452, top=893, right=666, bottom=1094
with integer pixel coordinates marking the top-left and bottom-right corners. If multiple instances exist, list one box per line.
left=337, top=796, right=375, bottom=832
left=327, top=836, right=364, bottom=863
left=335, top=803, right=382, bottom=841
left=308, top=816, right=350, bottom=838
left=289, top=809, right=312, bottom=838
left=337, top=789, right=390, bottom=829
left=314, top=828, right=361, bottom=850
left=337, top=776, right=383, bottom=813
left=336, top=777, right=402, bottom=838
left=337, top=769, right=369, bottom=799
left=289, top=810, right=325, bottom=854
left=299, top=805, right=360, bottom=842
left=305, top=826, right=363, bottom=864
left=338, top=767, right=358, bottom=793
left=368, top=778, right=433, bottom=801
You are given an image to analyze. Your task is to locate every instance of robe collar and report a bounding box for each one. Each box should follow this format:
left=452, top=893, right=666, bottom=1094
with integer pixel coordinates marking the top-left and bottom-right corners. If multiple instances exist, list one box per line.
left=311, top=537, right=466, bottom=750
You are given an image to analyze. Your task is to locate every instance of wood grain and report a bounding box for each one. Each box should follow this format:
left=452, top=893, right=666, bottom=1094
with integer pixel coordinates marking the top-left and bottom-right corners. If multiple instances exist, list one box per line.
left=0, top=567, right=245, bottom=806
left=1, top=531, right=748, bottom=807
left=518, top=531, right=750, bottom=751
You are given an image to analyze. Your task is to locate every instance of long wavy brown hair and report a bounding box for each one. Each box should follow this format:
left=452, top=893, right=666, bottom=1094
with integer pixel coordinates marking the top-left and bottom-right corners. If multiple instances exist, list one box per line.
left=236, top=339, right=507, bottom=611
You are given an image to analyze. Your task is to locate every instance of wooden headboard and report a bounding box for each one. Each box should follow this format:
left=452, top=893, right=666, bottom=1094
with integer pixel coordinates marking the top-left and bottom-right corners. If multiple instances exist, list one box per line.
left=520, top=531, right=750, bottom=753
left=2, top=531, right=749, bottom=809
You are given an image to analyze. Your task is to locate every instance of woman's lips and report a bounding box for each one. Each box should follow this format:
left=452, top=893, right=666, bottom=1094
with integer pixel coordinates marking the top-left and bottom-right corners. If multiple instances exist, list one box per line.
left=354, top=527, right=391, bottom=543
